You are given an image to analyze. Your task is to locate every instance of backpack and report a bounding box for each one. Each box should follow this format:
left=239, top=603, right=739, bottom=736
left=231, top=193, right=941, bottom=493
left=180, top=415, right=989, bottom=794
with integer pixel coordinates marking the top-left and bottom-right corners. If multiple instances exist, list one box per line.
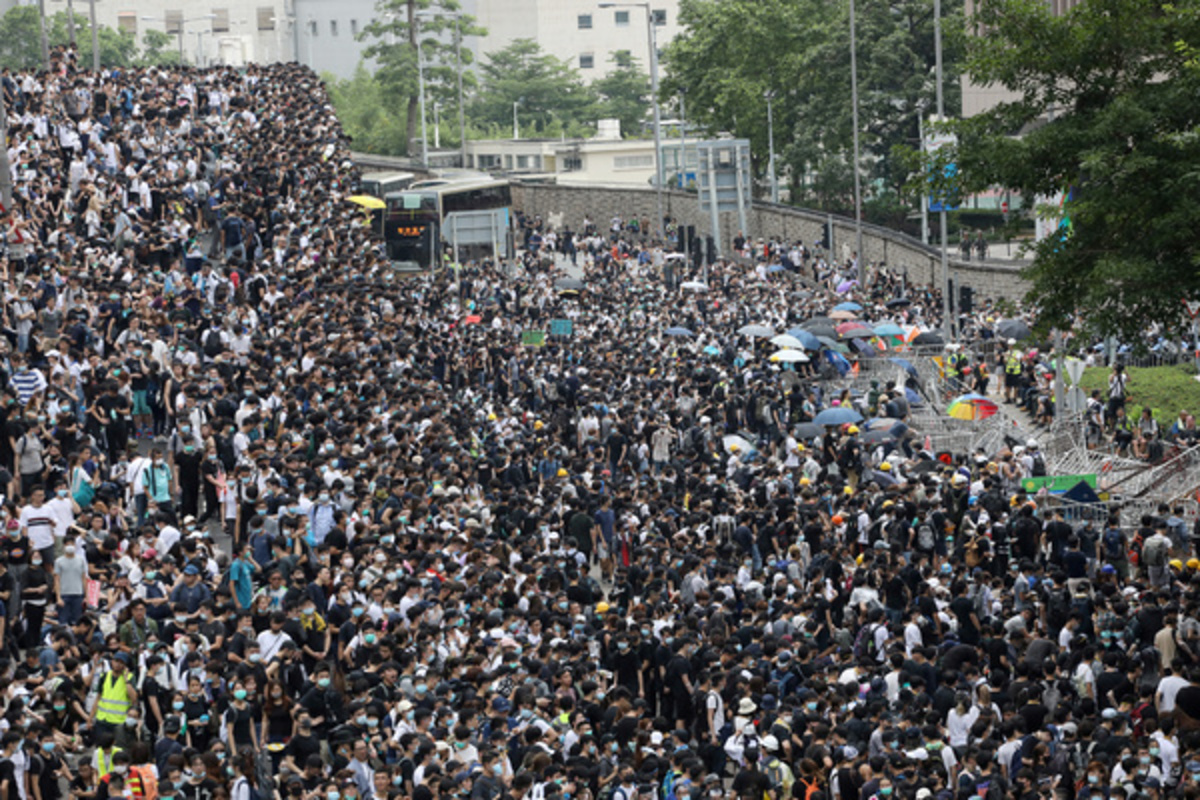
left=764, top=758, right=795, bottom=800
left=852, top=622, right=879, bottom=660
left=917, top=522, right=936, bottom=551
left=1104, top=527, right=1124, bottom=560
left=798, top=778, right=821, bottom=800
left=1031, top=453, right=1047, bottom=478
left=1143, top=536, right=1168, bottom=567
left=204, top=329, right=224, bottom=357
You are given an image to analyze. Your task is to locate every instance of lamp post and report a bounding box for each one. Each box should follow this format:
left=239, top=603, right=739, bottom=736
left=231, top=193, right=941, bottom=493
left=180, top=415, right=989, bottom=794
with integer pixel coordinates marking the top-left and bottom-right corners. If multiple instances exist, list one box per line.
left=194, top=29, right=211, bottom=67
left=142, top=14, right=216, bottom=65
left=415, top=15, right=429, bottom=166
left=764, top=89, right=778, bottom=204
left=678, top=87, right=687, bottom=189
left=434, top=101, right=441, bottom=149
left=513, top=97, right=521, bottom=140
left=849, top=0, right=864, bottom=279
left=934, top=0, right=951, bottom=340
left=87, top=0, right=98, bottom=71
left=600, top=1, right=664, bottom=240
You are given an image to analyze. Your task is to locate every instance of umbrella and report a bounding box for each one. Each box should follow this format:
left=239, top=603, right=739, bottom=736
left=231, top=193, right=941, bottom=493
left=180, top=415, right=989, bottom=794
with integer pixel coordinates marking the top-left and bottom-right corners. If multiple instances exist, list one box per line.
left=946, top=393, right=999, bottom=421
left=783, top=328, right=822, bottom=350
left=664, top=253, right=687, bottom=261
left=462, top=315, right=482, bottom=325
left=889, top=357, right=920, bottom=378
left=912, top=331, right=944, bottom=346
left=722, top=434, right=754, bottom=455
left=771, top=334, right=806, bottom=349
left=664, top=327, right=694, bottom=337
left=861, top=429, right=895, bottom=445
left=738, top=324, right=776, bottom=338
left=813, top=407, right=863, bottom=426
left=766, top=264, right=787, bottom=273
left=824, top=350, right=852, bottom=376
left=834, top=302, right=863, bottom=312
left=769, top=349, right=810, bottom=363
left=555, top=277, right=585, bottom=292
left=680, top=281, right=709, bottom=292
left=817, top=336, right=849, bottom=354
left=830, top=310, right=859, bottom=321
left=910, top=459, right=941, bottom=474
left=703, top=345, right=721, bottom=356
left=807, top=315, right=834, bottom=326
left=886, top=297, right=912, bottom=308
left=803, top=322, right=839, bottom=340
left=347, top=195, right=386, bottom=210
left=864, top=417, right=900, bottom=431
left=996, top=319, right=1033, bottom=341
left=873, top=322, right=905, bottom=337
left=794, top=422, right=823, bottom=439
left=836, top=322, right=875, bottom=339
left=836, top=279, right=859, bottom=293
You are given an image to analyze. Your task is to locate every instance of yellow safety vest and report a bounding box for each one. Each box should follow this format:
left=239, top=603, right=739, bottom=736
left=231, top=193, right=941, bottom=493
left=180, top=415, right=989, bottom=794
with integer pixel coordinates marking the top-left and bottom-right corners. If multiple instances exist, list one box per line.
left=94, top=746, right=123, bottom=778
left=96, top=671, right=132, bottom=724
left=1006, top=357, right=1021, bottom=375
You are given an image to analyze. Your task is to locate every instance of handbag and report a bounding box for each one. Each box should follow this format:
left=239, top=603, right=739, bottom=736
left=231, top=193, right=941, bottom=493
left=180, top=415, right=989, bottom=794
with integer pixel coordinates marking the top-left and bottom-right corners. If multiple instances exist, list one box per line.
left=72, top=467, right=96, bottom=507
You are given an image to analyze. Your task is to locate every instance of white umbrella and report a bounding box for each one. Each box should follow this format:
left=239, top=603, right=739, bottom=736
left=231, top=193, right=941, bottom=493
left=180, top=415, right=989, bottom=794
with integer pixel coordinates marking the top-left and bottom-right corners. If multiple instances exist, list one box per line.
left=722, top=434, right=754, bottom=454
left=737, top=324, right=775, bottom=338
left=769, top=349, right=810, bottom=363
left=664, top=253, right=687, bottom=261
left=680, top=281, right=709, bottom=292
left=770, top=334, right=805, bottom=349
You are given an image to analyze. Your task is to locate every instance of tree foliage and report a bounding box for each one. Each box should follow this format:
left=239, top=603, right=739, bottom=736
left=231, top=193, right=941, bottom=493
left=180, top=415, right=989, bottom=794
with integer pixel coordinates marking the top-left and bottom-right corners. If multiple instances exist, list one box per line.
left=472, top=39, right=598, bottom=135
left=662, top=0, right=962, bottom=220
left=592, top=55, right=651, bottom=138
left=139, top=29, right=181, bottom=66
left=361, top=0, right=484, bottom=155
left=0, top=8, right=137, bottom=69
left=324, top=66, right=408, bottom=156
left=953, top=0, right=1200, bottom=341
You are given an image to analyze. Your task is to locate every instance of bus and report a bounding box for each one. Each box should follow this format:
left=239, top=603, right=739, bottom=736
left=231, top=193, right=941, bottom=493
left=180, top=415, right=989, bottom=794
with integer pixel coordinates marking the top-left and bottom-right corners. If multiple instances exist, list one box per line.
left=383, top=178, right=514, bottom=270
left=359, top=171, right=416, bottom=199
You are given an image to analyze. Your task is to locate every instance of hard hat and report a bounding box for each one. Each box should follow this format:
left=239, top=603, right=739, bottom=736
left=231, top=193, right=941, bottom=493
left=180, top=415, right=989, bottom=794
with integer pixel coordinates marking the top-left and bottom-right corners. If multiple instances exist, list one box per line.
left=796, top=443, right=805, bottom=452
left=761, top=735, right=779, bottom=752
left=596, top=601, right=610, bottom=614
left=487, top=413, right=497, bottom=421
left=831, top=515, right=845, bottom=526
left=1027, top=439, right=1039, bottom=450
left=879, top=462, right=892, bottom=471
left=847, top=425, right=860, bottom=435
left=1170, top=559, right=1185, bottom=571
left=556, top=468, right=568, bottom=478
left=799, top=477, right=811, bottom=486
left=730, top=444, right=740, bottom=452
left=534, top=420, right=544, bottom=430
left=843, top=486, right=854, bottom=496
left=1188, top=558, right=1200, bottom=570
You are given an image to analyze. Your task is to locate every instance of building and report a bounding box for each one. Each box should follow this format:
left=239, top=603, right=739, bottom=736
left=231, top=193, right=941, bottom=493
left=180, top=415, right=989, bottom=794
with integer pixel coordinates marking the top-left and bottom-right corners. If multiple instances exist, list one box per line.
left=290, top=0, right=682, bottom=81
left=464, top=120, right=665, bottom=185
left=26, top=0, right=294, bottom=65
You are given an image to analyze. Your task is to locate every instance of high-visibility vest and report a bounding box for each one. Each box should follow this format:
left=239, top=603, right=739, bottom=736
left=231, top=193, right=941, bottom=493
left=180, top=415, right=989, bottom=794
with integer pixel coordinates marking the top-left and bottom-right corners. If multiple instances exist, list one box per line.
left=94, top=746, right=123, bottom=778
left=1006, top=356, right=1021, bottom=375
left=96, top=671, right=132, bottom=724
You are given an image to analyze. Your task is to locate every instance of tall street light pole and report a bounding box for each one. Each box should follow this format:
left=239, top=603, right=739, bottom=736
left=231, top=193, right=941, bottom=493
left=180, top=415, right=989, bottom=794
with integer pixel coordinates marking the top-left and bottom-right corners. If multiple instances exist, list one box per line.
left=849, top=0, right=864, bottom=280
left=66, top=0, right=76, bottom=47
left=678, top=87, right=687, bottom=189
left=765, top=89, right=778, bottom=204
left=89, top=0, right=99, bottom=72
left=935, top=0, right=951, bottom=340
left=600, top=1, right=664, bottom=241
left=512, top=98, right=520, bottom=140
left=416, top=16, right=429, bottom=167
left=416, top=10, right=469, bottom=168
left=37, top=0, right=50, bottom=71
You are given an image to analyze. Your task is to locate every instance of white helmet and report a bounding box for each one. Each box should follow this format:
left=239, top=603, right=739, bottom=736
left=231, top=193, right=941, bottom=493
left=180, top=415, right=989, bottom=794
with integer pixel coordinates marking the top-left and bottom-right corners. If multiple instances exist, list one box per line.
left=761, top=735, right=780, bottom=752
left=1027, top=439, right=1039, bottom=450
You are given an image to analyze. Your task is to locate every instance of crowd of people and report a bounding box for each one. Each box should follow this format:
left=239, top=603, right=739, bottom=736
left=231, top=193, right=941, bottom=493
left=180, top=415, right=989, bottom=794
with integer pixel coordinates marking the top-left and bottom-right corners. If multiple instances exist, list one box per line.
left=3, top=47, right=1200, bottom=800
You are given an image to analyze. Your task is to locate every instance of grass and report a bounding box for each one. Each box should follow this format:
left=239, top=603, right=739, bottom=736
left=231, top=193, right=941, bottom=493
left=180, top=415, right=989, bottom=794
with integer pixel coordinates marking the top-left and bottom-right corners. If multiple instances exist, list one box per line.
left=1078, top=364, right=1200, bottom=427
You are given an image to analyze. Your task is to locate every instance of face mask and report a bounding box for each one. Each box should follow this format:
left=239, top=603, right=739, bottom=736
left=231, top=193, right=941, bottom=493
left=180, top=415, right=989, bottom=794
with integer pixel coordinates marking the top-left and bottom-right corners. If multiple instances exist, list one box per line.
left=356, top=714, right=368, bottom=726
left=493, top=765, right=504, bottom=777
left=249, top=653, right=262, bottom=663
left=173, top=701, right=185, bottom=710
left=302, top=607, right=315, bottom=616
left=318, top=678, right=331, bottom=688
left=1087, top=776, right=1099, bottom=785
left=364, top=634, right=377, bottom=645
left=352, top=607, right=365, bottom=617
left=235, top=690, right=248, bottom=700
left=54, top=704, right=66, bottom=712
left=126, top=717, right=140, bottom=727
left=393, top=777, right=404, bottom=787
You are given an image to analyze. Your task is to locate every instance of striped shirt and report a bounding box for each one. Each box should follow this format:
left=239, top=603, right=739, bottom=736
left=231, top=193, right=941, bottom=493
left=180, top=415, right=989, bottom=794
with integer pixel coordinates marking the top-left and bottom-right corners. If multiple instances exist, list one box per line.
left=10, top=367, right=46, bottom=405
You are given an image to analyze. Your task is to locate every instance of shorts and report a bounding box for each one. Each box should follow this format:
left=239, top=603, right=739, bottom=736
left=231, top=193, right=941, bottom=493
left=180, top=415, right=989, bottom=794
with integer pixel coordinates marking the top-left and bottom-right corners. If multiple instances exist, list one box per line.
left=1004, top=373, right=1020, bottom=388
left=132, top=390, right=151, bottom=415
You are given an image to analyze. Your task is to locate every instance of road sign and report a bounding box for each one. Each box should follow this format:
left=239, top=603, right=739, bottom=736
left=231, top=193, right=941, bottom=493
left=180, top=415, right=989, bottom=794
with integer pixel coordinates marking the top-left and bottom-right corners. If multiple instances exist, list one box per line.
left=1064, top=358, right=1085, bottom=386
left=1064, top=385, right=1088, bottom=414
left=926, top=115, right=960, bottom=212
left=1185, top=300, right=1200, bottom=318
left=1000, top=200, right=1009, bottom=214
left=1021, top=474, right=1097, bottom=494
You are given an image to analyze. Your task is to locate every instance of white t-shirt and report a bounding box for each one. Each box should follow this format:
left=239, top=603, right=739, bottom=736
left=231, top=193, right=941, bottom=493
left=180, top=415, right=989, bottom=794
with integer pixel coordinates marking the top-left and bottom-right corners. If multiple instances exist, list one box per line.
left=20, top=503, right=57, bottom=550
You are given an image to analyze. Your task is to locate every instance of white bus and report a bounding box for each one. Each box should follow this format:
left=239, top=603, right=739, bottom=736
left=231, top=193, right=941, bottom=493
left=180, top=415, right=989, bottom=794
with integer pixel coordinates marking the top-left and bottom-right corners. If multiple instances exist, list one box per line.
left=383, top=178, right=514, bottom=270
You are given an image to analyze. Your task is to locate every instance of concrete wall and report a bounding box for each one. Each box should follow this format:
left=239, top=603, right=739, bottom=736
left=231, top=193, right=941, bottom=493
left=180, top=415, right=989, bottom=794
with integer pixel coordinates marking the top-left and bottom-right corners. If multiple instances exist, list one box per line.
left=509, top=182, right=1031, bottom=301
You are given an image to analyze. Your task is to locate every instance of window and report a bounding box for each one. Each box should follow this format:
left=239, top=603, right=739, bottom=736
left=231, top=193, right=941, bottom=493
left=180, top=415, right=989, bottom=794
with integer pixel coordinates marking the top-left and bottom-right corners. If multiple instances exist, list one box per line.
left=309, top=19, right=318, bottom=36
left=614, top=49, right=632, bottom=67
left=652, top=8, right=666, bottom=25
left=504, top=155, right=513, bottom=169
left=117, top=11, right=137, bottom=34
left=579, top=53, right=594, bottom=69
left=165, top=9, right=183, bottom=34
left=330, top=19, right=338, bottom=36
left=257, top=6, right=276, bottom=30
left=350, top=18, right=358, bottom=36
left=516, top=155, right=529, bottom=169
left=614, top=154, right=654, bottom=169
left=562, top=155, right=583, bottom=172
left=614, top=10, right=629, bottom=26
left=477, top=154, right=502, bottom=169
left=577, top=13, right=592, bottom=28
left=211, top=8, right=230, bottom=32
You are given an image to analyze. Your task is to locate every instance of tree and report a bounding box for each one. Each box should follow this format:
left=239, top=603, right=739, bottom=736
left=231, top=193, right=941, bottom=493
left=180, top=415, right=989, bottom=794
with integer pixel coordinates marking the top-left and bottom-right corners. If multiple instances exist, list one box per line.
left=592, top=55, right=650, bottom=138
left=472, top=39, right=599, bottom=136
left=325, top=66, right=409, bottom=156
left=139, top=29, right=181, bottom=66
left=361, top=0, right=485, bottom=156
left=952, top=0, right=1200, bottom=341
left=0, top=8, right=136, bottom=69
left=662, top=0, right=962, bottom=220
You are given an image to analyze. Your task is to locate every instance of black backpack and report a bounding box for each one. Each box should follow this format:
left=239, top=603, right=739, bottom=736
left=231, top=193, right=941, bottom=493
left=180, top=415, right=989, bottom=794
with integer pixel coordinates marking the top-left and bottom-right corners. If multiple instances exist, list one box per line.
left=1031, top=452, right=1047, bottom=477
left=204, top=329, right=224, bottom=358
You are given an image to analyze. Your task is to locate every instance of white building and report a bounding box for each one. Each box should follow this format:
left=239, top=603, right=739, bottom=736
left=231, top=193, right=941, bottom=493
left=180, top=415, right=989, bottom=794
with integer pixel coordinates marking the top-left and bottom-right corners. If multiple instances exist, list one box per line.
left=290, top=0, right=682, bottom=81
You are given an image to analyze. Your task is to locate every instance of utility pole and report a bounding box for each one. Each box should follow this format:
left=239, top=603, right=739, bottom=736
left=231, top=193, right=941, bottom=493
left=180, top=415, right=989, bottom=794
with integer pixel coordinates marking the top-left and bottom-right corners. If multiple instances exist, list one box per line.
left=455, top=16, right=466, bottom=168
left=849, top=0, right=864, bottom=282
left=90, top=0, right=100, bottom=72
left=38, top=0, right=50, bottom=71
left=66, top=0, right=76, bottom=46
left=935, top=0, right=951, bottom=341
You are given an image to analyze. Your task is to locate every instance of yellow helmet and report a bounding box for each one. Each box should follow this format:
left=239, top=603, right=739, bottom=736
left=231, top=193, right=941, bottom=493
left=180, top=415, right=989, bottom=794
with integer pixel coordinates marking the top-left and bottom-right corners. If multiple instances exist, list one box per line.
left=843, top=486, right=854, bottom=496
left=534, top=420, right=545, bottom=430
left=596, top=602, right=610, bottom=614
left=799, top=477, right=811, bottom=486
left=487, top=413, right=497, bottom=421
left=847, top=425, right=860, bottom=434
left=1188, top=558, right=1200, bottom=570
left=556, top=468, right=568, bottom=478
left=1170, top=559, right=1185, bottom=571
left=879, top=462, right=892, bottom=471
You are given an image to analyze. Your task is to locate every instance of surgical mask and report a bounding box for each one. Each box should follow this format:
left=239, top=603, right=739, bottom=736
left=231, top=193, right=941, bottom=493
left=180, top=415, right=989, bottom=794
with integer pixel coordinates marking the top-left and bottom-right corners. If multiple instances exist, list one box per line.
left=318, top=678, right=331, bottom=688
left=365, top=633, right=377, bottom=645
left=235, top=689, right=248, bottom=700
left=173, top=701, right=185, bottom=710
left=356, top=714, right=368, bottom=726
left=249, top=653, right=262, bottom=663
left=126, top=717, right=140, bottom=727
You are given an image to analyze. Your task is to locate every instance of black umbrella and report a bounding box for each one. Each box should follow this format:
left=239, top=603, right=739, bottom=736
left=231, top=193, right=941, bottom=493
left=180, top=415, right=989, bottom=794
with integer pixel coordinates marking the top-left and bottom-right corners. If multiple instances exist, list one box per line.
left=912, top=331, right=944, bottom=345
left=555, top=277, right=585, bottom=292
left=886, top=297, right=912, bottom=308
left=794, top=422, right=823, bottom=439
left=861, top=429, right=895, bottom=444
left=996, top=319, right=1033, bottom=341
left=803, top=321, right=838, bottom=339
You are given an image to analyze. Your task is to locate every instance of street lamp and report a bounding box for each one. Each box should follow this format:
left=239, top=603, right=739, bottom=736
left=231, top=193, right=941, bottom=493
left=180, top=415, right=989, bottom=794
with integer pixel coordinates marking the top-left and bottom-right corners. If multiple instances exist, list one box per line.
left=678, top=86, right=687, bottom=190
left=764, top=89, right=778, bottom=204
left=600, top=1, right=665, bottom=240
left=415, top=14, right=429, bottom=167
left=194, top=29, right=211, bottom=68
left=848, top=0, right=864, bottom=279
left=934, top=0, right=951, bottom=340
left=434, top=100, right=441, bottom=149
left=142, top=14, right=216, bottom=65
left=513, top=97, right=522, bottom=140
left=415, top=9, right=469, bottom=168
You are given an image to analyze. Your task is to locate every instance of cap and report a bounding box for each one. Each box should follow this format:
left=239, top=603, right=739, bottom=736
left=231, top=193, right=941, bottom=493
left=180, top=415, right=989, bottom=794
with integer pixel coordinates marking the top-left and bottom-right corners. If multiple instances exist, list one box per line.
left=184, top=564, right=200, bottom=575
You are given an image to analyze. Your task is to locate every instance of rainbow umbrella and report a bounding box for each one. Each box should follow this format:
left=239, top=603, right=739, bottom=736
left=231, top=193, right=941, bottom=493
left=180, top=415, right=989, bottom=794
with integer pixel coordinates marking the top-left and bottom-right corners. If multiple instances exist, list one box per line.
left=946, top=393, right=999, bottom=421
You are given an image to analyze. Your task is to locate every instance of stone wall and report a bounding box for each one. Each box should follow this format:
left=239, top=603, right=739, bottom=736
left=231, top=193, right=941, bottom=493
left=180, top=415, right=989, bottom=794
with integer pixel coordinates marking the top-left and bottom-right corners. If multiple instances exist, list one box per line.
left=509, top=182, right=1031, bottom=302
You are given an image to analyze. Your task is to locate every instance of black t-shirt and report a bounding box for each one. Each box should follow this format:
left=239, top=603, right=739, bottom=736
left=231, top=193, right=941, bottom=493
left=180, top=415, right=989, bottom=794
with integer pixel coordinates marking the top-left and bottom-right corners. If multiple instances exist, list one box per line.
left=180, top=777, right=218, bottom=800
left=731, top=768, right=771, bottom=800
left=950, top=596, right=980, bottom=644
left=1, top=532, right=31, bottom=566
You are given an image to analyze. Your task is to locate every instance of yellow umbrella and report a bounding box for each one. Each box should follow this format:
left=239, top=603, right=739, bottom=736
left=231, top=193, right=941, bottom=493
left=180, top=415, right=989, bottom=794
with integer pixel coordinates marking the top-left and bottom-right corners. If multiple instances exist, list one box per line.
left=348, top=195, right=386, bottom=210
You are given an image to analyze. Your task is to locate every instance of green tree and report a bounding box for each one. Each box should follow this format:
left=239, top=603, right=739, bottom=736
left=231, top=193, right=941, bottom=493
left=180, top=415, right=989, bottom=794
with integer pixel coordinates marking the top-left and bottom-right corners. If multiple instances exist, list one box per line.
left=662, top=0, right=962, bottom=221
left=0, top=8, right=136, bottom=69
left=361, top=0, right=485, bottom=156
left=592, top=55, right=650, bottom=138
left=0, top=6, right=49, bottom=69
left=139, top=29, right=181, bottom=66
left=472, top=39, right=599, bottom=135
left=325, top=66, right=408, bottom=156
left=952, top=0, right=1200, bottom=341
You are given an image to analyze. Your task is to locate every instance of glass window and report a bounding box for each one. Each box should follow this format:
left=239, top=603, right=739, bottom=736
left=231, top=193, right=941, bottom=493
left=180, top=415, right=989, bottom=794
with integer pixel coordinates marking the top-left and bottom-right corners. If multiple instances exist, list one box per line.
left=310, top=19, right=318, bottom=36
left=563, top=155, right=582, bottom=172
left=350, top=19, right=358, bottom=36
left=614, top=10, right=630, bottom=26
left=578, top=13, right=592, bottom=28
left=614, top=154, right=654, bottom=169
left=579, top=53, right=594, bottom=69
left=257, top=7, right=275, bottom=30
left=652, top=8, right=666, bottom=25
left=118, top=12, right=137, bottom=34
left=211, top=8, right=230, bottom=33
left=165, top=9, right=183, bottom=34
left=330, top=19, right=338, bottom=36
